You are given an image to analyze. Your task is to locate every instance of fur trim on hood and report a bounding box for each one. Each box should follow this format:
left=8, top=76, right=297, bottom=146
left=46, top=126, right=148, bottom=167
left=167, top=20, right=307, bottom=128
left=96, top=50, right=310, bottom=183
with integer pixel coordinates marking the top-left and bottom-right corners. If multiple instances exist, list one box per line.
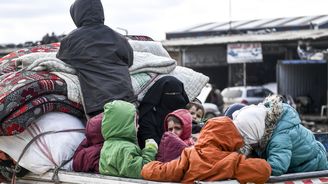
left=234, top=94, right=284, bottom=156
left=257, top=94, right=284, bottom=153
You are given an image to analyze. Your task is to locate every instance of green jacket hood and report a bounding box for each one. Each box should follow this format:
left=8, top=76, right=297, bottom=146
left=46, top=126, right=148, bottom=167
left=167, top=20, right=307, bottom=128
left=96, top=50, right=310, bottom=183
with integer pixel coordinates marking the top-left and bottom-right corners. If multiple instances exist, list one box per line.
left=102, top=100, right=137, bottom=144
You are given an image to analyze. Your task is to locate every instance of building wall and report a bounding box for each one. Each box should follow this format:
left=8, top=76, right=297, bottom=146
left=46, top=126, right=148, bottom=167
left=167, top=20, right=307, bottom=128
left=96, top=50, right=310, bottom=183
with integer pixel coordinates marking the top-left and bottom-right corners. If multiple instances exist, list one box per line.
left=166, top=43, right=293, bottom=90
left=182, top=45, right=226, bottom=67
left=277, top=62, right=327, bottom=113
left=192, top=66, right=228, bottom=90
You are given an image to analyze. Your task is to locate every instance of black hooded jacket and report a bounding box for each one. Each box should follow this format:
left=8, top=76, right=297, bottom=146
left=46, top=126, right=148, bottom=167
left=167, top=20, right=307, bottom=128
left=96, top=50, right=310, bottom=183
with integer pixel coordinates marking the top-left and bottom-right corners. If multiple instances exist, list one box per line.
left=57, top=0, right=135, bottom=115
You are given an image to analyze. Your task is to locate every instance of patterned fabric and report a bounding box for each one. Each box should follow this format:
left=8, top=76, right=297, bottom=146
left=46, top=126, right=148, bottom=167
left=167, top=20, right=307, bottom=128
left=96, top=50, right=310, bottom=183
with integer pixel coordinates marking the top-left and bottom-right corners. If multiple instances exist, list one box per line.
left=0, top=70, right=83, bottom=136
left=0, top=71, right=67, bottom=122
left=258, top=95, right=284, bottom=153
left=0, top=43, right=60, bottom=75
left=1, top=94, right=83, bottom=136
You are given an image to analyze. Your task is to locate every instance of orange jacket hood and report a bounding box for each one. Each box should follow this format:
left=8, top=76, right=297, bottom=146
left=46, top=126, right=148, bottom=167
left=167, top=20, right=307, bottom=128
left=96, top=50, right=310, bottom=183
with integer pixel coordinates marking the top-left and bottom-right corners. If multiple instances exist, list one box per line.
left=195, top=116, right=244, bottom=152
left=142, top=116, right=271, bottom=184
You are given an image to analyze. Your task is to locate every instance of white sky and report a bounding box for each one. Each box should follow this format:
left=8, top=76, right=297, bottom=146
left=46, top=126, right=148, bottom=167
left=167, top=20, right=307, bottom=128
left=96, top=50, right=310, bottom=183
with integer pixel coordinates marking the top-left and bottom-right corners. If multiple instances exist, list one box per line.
left=1, top=0, right=328, bottom=44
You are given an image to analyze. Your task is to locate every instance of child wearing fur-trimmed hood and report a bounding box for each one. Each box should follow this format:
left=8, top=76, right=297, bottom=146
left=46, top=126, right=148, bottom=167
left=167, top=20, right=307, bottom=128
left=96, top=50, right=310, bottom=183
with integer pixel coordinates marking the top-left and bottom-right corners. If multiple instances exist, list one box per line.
left=232, top=95, right=328, bottom=176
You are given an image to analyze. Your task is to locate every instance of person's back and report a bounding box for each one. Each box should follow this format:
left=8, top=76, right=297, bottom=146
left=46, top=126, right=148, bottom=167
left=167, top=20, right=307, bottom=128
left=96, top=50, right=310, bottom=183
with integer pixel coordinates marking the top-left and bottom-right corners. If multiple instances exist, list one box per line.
left=57, top=0, right=135, bottom=116
left=232, top=95, right=328, bottom=176
left=266, top=103, right=328, bottom=175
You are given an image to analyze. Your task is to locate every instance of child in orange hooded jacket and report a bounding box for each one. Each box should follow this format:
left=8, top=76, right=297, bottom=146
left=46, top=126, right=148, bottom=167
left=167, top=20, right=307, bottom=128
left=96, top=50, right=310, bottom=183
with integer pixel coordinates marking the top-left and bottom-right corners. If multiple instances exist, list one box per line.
left=142, top=116, right=271, bottom=183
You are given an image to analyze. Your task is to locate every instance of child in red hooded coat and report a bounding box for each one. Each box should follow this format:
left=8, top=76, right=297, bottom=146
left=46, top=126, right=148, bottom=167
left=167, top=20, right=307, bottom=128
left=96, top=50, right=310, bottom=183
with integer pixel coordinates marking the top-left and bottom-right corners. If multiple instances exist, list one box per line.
left=156, top=109, right=194, bottom=162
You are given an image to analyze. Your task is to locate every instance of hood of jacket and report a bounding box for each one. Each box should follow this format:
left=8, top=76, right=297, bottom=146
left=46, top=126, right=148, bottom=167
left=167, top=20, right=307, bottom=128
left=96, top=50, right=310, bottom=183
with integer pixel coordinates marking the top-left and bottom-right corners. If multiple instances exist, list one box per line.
left=164, top=109, right=192, bottom=141
left=86, top=113, right=104, bottom=145
left=195, top=116, right=244, bottom=152
left=102, top=100, right=137, bottom=144
left=274, top=103, right=301, bottom=132
left=70, top=0, right=105, bottom=28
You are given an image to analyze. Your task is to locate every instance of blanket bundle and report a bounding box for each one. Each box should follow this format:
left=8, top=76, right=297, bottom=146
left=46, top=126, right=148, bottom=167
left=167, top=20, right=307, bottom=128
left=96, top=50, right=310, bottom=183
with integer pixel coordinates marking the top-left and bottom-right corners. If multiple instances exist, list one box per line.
left=128, top=40, right=209, bottom=101
left=0, top=71, right=83, bottom=135
left=0, top=43, right=60, bottom=75
left=0, top=40, right=209, bottom=135
left=0, top=43, right=83, bottom=136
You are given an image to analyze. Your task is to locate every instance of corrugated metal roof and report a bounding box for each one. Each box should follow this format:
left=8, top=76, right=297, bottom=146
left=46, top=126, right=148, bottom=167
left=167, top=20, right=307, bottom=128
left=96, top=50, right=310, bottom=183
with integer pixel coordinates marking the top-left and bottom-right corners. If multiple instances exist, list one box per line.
left=162, top=29, right=328, bottom=47
left=168, top=15, right=328, bottom=34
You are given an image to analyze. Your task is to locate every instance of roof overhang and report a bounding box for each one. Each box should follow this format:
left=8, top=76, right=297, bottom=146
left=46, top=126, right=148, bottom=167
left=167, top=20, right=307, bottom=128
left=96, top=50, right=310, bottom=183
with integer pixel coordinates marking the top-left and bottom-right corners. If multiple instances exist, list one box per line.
left=162, top=29, right=328, bottom=47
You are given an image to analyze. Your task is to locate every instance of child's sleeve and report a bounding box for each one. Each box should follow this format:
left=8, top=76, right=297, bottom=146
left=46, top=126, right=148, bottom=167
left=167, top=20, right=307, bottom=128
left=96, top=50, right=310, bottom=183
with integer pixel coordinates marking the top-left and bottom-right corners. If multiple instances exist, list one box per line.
left=116, top=145, right=157, bottom=179
left=234, top=154, right=272, bottom=184
left=266, top=134, right=292, bottom=176
left=141, top=139, right=158, bottom=165
left=141, top=149, right=189, bottom=182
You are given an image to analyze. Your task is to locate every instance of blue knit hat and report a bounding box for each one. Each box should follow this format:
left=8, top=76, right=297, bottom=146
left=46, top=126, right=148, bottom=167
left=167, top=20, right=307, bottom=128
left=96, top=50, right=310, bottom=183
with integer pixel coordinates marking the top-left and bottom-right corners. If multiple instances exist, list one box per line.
left=224, top=103, right=247, bottom=119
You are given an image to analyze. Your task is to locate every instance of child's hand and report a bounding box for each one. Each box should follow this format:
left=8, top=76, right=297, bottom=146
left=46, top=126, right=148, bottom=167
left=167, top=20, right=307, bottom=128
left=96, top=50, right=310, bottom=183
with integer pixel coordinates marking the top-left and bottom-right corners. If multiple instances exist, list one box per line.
left=145, top=139, right=158, bottom=150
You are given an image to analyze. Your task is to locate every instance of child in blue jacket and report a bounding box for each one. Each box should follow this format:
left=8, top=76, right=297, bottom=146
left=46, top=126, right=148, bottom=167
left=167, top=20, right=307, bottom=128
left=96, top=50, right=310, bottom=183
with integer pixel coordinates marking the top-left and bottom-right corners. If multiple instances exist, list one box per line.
left=232, top=95, right=328, bottom=176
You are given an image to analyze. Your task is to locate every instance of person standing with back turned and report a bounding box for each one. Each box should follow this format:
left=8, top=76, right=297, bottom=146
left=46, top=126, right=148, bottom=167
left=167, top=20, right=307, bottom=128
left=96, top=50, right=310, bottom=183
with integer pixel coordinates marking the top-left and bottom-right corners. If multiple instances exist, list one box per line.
left=57, top=0, right=135, bottom=118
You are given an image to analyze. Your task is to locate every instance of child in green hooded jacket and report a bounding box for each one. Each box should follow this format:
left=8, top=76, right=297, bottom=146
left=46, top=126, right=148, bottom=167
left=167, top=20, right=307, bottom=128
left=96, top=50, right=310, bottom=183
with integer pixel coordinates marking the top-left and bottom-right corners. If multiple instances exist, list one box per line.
left=99, top=100, right=158, bottom=178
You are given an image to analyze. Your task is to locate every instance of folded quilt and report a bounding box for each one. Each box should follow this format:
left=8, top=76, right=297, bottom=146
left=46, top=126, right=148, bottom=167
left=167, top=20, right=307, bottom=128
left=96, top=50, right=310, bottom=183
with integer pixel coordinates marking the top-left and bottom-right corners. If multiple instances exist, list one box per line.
left=135, top=66, right=209, bottom=102
left=51, top=72, right=81, bottom=104
left=167, top=66, right=209, bottom=101
left=0, top=71, right=69, bottom=123
left=128, top=40, right=171, bottom=58
left=12, top=52, right=81, bottom=103
left=129, top=51, right=176, bottom=75
left=128, top=40, right=176, bottom=74
left=0, top=43, right=60, bottom=75
left=15, top=52, right=76, bottom=74
left=1, top=94, right=83, bottom=136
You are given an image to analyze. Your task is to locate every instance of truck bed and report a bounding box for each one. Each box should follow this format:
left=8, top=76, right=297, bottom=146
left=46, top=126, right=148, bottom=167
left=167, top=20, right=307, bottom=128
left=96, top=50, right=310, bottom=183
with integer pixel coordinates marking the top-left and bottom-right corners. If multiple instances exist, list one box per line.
left=17, top=134, right=328, bottom=183
left=18, top=170, right=328, bottom=184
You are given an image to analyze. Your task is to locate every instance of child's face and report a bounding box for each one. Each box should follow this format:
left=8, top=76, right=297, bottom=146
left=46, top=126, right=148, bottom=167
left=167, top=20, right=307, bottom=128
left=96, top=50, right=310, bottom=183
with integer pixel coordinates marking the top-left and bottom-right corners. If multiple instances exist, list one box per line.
left=188, top=105, right=204, bottom=122
left=167, top=120, right=183, bottom=137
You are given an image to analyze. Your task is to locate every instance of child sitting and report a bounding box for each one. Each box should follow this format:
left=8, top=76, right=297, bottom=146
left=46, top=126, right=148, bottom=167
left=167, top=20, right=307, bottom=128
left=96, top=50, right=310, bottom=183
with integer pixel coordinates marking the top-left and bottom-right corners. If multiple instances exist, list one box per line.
left=141, top=116, right=271, bottom=183
left=99, top=100, right=158, bottom=179
left=186, top=100, right=205, bottom=142
left=186, top=101, right=205, bottom=125
left=165, top=109, right=194, bottom=146
left=232, top=95, right=328, bottom=176
left=156, top=109, right=194, bottom=162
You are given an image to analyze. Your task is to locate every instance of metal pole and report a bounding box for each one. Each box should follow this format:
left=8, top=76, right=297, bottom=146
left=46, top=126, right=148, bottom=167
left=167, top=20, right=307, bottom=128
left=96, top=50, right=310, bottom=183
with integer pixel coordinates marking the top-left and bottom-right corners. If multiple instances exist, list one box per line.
left=116, top=27, right=128, bottom=35
left=181, top=48, right=186, bottom=67
left=243, top=62, right=246, bottom=86
left=228, top=64, right=231, bottom=87
left=268, top=170, right=328, bottom=183
left=229, top=0, right=232, bottom=33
